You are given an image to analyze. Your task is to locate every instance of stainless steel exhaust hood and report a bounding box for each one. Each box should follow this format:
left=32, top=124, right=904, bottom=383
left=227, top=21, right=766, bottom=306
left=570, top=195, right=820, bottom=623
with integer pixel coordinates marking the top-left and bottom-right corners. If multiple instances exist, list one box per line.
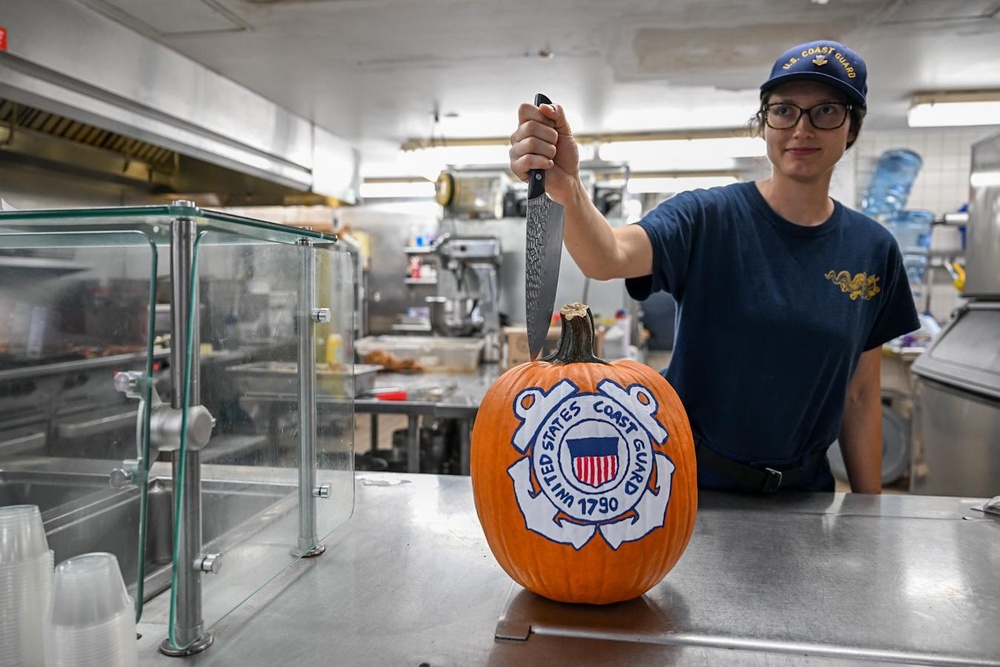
left=0, top=98, right=327, bottom=206
left=0, top=98, right=176, bottom=193
left=0, top=0, right=358, bottom=202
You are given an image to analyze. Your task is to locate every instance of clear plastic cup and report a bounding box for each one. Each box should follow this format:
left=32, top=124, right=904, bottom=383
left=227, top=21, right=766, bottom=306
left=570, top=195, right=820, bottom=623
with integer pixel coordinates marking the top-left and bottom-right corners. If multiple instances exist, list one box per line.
left=0, top=549, right=54, bottom=595
left=0, top=505, right=49, bottom=564
left=45, top=612, right=137, bottom=667
left=45, top=553, right=137, bottom=667
left=49, top=553, right=133, bottom=627
left=0, top=548, right=53, bottom=667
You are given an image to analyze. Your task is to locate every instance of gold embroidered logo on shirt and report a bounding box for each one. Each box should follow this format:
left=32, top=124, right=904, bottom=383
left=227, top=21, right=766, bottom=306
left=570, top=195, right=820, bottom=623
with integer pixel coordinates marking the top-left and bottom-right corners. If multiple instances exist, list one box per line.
left=825, top=270, right=881, bottom=301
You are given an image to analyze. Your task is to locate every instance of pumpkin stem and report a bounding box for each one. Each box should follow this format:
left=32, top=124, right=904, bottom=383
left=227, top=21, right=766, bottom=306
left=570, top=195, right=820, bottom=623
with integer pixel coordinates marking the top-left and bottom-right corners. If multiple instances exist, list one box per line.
left=542, top=302, right=608, bottom=365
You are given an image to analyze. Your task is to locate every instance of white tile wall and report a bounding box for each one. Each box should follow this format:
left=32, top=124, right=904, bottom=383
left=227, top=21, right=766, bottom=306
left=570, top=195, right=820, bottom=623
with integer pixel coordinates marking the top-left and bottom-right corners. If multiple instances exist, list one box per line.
left=734, top=126, right=997, bottom=216
left=849, top=126, right=1000, bottom=324
left=853, top=126, right=998, bottom=215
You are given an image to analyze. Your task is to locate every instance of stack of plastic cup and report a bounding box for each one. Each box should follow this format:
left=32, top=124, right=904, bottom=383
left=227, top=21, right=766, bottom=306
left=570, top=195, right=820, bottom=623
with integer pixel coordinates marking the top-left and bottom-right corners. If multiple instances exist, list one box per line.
left=0, top=505, right=54, bottom=667
left=44, top=552, right=138, bottom=667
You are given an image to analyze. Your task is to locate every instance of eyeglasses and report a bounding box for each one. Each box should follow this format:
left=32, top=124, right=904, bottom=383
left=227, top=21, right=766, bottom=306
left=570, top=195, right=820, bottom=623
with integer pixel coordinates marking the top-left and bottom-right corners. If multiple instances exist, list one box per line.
left=762, top=102, right=853, bottom=130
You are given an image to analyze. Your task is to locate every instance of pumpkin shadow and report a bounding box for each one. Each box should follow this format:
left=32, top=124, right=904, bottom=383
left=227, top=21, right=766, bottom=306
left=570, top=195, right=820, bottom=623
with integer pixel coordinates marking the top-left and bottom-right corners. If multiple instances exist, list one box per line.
left=487, top=583, right=692, bottom=665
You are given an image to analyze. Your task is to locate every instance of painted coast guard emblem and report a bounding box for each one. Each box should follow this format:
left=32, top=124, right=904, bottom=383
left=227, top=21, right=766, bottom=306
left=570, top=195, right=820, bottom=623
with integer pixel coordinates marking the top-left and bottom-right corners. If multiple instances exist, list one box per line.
left=508, top=378, right=676, bottom=550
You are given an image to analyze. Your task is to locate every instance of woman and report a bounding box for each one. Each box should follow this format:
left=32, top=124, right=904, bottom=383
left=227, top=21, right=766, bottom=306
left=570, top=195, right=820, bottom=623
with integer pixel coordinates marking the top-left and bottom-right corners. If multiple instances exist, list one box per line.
left=508, top=40, right=919, bottom=494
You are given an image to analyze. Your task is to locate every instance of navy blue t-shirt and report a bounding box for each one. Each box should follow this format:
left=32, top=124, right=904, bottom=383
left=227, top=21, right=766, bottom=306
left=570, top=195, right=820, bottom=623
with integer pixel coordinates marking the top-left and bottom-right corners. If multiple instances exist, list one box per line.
left=626, top=181, right=919, bottom=491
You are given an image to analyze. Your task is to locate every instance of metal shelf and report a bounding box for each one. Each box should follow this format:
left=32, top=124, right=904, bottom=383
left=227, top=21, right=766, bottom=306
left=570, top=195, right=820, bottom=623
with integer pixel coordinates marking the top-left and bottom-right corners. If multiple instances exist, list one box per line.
left=0, top=257, right=89, bottom=272
left=404, top=246, right=436, bottom=255
left=936, top=212, right=969, bottom=226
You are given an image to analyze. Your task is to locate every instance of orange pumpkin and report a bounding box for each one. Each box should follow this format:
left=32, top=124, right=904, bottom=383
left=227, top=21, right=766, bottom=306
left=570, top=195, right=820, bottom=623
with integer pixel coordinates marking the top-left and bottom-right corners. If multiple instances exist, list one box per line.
left=471, top=302, right=697, bottom=604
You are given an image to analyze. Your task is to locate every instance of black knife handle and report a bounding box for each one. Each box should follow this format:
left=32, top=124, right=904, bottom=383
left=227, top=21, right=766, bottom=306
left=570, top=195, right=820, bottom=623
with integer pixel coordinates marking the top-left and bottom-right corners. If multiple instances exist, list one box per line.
left=527, top=93, right=553, bottom=200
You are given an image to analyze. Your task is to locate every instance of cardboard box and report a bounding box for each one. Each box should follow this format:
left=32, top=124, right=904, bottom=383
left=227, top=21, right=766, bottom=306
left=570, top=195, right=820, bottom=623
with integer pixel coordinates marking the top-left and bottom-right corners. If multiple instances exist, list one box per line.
left=500, top=326, right=604, bottom=369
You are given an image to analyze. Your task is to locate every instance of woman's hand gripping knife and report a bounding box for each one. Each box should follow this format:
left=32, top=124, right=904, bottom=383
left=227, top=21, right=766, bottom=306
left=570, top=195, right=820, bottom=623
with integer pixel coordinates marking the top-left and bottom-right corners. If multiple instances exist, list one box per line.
left=508, top=102, right=653, bottom=281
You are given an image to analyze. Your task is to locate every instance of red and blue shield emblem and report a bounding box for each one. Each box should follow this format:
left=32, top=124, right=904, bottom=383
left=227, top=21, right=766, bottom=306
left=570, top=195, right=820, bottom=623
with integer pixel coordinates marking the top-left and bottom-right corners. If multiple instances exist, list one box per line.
left=567, top=436, right=619, bottom=488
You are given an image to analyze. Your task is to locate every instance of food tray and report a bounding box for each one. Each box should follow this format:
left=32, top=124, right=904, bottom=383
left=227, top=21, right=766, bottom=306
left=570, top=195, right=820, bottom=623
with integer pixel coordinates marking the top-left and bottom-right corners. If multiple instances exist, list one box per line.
left=227, top=362, right=381, bottom=398
left=355, top=336, right=484, bottom=372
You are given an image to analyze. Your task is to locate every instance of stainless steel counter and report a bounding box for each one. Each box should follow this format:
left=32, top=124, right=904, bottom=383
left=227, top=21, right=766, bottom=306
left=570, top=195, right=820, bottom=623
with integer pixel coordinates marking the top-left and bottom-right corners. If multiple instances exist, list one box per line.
left=135, top=475, right=1000, bottom=666
left=355, top=364, right=502, bottom=474
left=359, top=363, right=498, bottom=417
left=232, top=362, right=501, bottom=474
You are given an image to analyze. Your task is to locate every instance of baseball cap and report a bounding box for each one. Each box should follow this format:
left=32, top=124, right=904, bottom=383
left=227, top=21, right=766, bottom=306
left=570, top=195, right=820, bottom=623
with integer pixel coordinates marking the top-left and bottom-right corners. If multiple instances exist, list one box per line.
left=760, top=40, right=867, bottom=108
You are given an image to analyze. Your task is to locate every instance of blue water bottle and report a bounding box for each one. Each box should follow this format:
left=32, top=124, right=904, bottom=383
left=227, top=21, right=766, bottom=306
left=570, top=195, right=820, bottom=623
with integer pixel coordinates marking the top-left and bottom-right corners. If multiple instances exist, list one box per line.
left=887, top=209, right=933, bottom=283
left=861, top=149, right=923, bottom=218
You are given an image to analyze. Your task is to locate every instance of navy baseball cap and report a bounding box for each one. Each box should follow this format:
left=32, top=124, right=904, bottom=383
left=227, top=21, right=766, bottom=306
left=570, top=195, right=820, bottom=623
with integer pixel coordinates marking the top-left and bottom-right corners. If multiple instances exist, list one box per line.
left=760, top=40, right=867, bottom=108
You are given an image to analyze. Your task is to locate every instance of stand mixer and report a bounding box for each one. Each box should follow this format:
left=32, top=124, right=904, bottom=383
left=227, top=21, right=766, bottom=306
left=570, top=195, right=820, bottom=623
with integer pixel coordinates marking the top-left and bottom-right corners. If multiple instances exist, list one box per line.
left=423, top=234, right=502, bottom=362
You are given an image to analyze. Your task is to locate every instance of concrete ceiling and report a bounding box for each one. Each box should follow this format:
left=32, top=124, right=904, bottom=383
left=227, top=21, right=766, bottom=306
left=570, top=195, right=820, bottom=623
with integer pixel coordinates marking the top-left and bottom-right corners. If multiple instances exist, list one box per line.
left=74, top=0, right=1000, bottom=173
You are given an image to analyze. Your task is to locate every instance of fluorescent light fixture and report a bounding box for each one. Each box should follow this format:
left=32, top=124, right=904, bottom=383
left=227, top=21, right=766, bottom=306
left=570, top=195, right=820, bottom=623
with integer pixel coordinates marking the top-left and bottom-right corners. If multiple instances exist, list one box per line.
left=970, top=170, right=1000, bottom=188
left=627, top=175, right=738, bottom=194
left=599, top=137, right=765, bottom=172
left=414, top=142, right=596, bottom=166
left=404, top=146, right=508, bottom=181
left=908, top=91, right=1000, bottom=128
left=368, top=143, right=597, bottom=180
left=358, top=180, right=436, bottom=199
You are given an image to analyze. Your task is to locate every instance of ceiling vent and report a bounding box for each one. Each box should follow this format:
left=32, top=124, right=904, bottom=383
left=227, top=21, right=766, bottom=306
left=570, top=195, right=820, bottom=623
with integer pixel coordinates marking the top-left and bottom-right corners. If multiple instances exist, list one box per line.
left=74, top=0, right=250, bottom=37
left=875, top=0, right=999, bottom=25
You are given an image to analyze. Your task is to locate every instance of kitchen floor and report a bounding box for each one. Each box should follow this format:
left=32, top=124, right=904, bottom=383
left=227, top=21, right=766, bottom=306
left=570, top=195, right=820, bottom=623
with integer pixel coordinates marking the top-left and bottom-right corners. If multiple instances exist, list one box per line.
left=353, top=412, right=410, bottom=453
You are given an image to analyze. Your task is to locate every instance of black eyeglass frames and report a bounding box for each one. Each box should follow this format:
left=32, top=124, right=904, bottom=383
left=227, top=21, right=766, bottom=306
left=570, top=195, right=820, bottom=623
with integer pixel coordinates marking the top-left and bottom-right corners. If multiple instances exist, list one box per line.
left=762, top=102, right=853, bottom=130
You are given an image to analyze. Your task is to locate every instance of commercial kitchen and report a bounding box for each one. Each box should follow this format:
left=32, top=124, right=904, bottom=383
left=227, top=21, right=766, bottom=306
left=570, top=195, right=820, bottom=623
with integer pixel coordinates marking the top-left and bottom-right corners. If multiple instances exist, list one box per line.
left=0, top=1, right=998, bottom=665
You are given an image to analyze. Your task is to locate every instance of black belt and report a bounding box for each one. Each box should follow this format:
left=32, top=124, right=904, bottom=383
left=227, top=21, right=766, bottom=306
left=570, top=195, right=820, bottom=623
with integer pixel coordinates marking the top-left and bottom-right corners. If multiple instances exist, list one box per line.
left=695, top=442, right=827, bottom=494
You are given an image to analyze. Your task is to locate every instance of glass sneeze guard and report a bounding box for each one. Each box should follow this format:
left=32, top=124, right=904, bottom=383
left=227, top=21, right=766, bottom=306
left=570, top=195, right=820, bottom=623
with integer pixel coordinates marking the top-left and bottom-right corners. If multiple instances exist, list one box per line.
left=169, top=226, right=356, bottom=650
left=0, top=204, right=356, bottom=654
left=0, top=226, right=159, bottom=622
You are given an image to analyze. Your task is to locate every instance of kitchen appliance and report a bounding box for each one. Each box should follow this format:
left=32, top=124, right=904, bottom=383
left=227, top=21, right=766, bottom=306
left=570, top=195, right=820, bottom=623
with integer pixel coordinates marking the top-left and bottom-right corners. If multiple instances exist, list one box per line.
left=416, top=234, right=502, bottom=362
left=436, top=171, right=508, bottom=220
left=525, top=93, right=565, bottom=361
left=910, top=129, right=1000, bottom=497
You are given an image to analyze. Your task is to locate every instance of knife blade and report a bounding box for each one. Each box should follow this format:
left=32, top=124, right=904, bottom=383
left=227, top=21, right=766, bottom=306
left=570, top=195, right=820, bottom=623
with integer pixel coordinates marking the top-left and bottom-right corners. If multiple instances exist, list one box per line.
left=525, top=92, right=565, bottom=361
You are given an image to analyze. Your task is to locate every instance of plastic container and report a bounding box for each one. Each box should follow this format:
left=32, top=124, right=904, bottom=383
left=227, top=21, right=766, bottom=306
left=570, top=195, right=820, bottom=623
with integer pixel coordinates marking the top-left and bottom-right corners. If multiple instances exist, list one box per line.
left=887, top=209, right=934, bottom=284
left=325, top=333, right=343, bottom=367
left=601, top=327, right=625, bottom=360
left=902, top=255, right=928, bottom=285
left=355, top=335, right=485, bottom=372
left=898, top=313, right=942, bottom=349
left=861, top=149, right=923, bottom=218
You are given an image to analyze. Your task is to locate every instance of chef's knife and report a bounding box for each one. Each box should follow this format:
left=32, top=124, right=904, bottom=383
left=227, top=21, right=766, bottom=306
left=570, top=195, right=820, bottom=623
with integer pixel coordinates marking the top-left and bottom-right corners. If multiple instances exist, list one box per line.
left=525, top=93, right=565, bottom=361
